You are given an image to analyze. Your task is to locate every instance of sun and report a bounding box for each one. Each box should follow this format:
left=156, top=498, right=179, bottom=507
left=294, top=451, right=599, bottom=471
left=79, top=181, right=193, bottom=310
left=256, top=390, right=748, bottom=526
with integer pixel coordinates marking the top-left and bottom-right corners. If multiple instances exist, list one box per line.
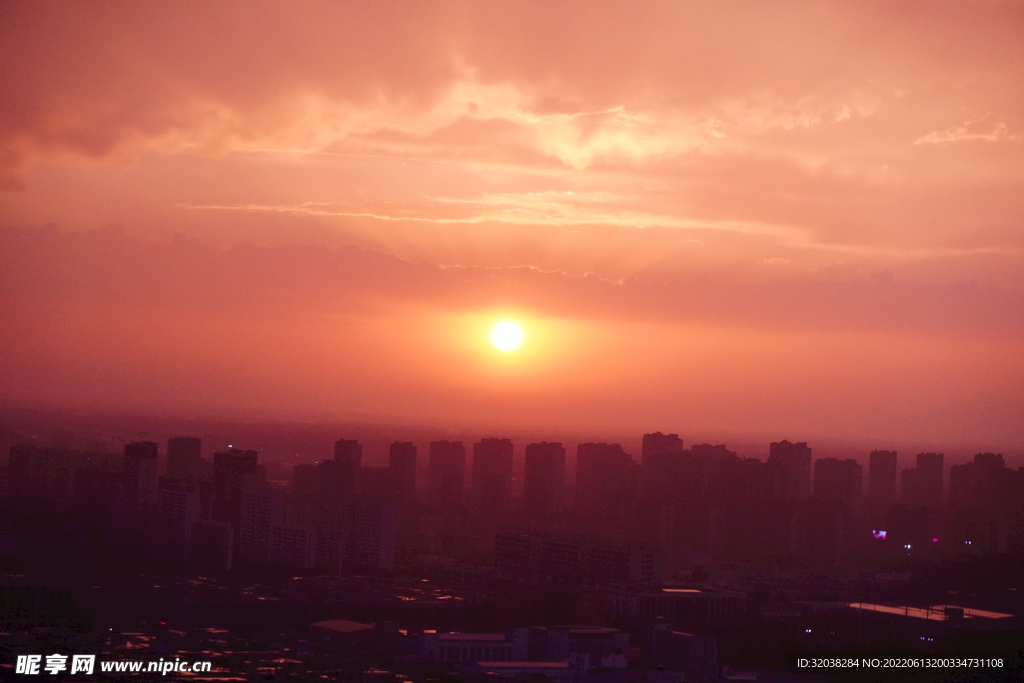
left=490, top=321, right=523, bottom=352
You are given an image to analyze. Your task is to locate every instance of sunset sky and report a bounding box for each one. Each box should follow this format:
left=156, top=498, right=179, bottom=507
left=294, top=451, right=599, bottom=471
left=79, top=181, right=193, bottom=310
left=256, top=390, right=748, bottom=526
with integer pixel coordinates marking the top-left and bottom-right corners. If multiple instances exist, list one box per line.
left=1, top=1, right=1022, bottom=447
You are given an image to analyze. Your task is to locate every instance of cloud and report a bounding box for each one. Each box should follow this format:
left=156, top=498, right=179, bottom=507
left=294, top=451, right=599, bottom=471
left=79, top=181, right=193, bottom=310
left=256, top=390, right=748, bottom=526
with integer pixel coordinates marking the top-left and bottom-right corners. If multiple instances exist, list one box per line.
left=174, top=193, right=1023, bottom=261
left=914, top=115, right=1021, bottom=145
left=2, top=1, right=1022, bottom=181
left=175, top=192, right=801, bottom=241
left=2, top=1, right=1022, bottom=284
left=2, top=226, right=1021, bottom=339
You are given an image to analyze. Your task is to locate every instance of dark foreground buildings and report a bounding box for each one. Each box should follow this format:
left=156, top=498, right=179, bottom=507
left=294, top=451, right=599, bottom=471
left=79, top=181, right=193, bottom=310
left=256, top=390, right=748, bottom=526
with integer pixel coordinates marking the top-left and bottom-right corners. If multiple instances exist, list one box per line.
left=2, top=429, right=1022, bottom=681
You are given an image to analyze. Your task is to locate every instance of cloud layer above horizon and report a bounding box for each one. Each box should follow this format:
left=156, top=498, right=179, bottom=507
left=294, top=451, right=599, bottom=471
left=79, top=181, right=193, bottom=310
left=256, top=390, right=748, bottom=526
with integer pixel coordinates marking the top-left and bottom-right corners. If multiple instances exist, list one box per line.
left=1, top=1, right=1022, bottom=443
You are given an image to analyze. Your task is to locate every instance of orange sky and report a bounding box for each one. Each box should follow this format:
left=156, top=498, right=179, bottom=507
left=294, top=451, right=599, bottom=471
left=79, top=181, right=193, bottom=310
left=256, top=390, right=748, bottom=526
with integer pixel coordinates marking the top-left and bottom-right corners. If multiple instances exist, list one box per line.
left=1, top=1, right=1022, bottom=446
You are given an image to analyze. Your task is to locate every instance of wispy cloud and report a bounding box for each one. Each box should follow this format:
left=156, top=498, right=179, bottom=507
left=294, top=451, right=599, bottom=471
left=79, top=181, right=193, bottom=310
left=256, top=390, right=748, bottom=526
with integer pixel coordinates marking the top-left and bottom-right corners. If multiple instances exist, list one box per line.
left=176, top=193, right=803, bottom=241
left=176, top=194, right=1022, bottom=261
left=915, top=114, right=1021, bottom=145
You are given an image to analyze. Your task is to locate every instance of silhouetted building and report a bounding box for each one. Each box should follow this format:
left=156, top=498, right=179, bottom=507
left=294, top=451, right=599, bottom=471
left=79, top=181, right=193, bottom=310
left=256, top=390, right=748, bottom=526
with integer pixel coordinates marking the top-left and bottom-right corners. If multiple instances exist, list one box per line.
left=813, top=458, right=862, bottom=504
left=494, top=586, right=607, bottom=627
left=333, top=439, right=362, bottom=492
left=413, top=628, right=529, bottom=662
left=191, top=520, right=233, bottom=573
left=167, top=436, right=202, bottom=480
left=157, top=476, right=201, bottom=565
left=641, top=433, right=697, bottom=504
left=524, top=442, right=567, bottom=515
left=463, top=662, right=572, bottom=683
left=886, top=503, right=941, bottom=551
left=900, top=452, right=944, bottom=508
left=428, top=440, right=466, bottom=508
left=605, top=587, right=748, bottom=633
left=289, top=463, right=319, bottom=524
left=948, top=453, right=1013, bottom=553
left=791, top=498, right=851, bottom=561
left=211, top=448, right=259, bottom=534
left=317, top=458, right=356, bottom=572
left=709, top=501, right=794, bottom=559
left=123, top=441, right=159, bottom=509
left=472, top=438, right=514, bottom=516
left=868, top=450, right=898, bottom=503
left=357, top=465, right=394, bottom=501
left=641, top=432, right=684, bottom=466
left=706, top=454, right=781, bottom=503
left=8, top=445, right=48, bottom=500
left=531, top=625, right=629, bottom=664
left=689, top=444, right=736, bottom=460
left=495, top=529, right=662, bottom=585
left=642, top=623, right=718, bottom=683
left=238, top=480, right=285, bottom=565
left=767, top=440, right=812, bottom=500
left=4, top=445, right=110, bottom=502
left=949, top=453, right=1008, bottom=511
left=74, top=469, right=125, bottom=560
left=388, top=441, right=417, bottom=504
left=348, top=498, right=396, bottom=571
left=269, top=522, right=316, bottom=569
left=575, top=443, right=637, bottom=517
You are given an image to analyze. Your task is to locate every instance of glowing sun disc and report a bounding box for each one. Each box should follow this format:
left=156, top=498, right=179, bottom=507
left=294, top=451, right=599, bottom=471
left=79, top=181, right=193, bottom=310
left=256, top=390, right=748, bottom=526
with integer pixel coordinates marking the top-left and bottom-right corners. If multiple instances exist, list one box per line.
left=490, top=321, right=523, bottom=351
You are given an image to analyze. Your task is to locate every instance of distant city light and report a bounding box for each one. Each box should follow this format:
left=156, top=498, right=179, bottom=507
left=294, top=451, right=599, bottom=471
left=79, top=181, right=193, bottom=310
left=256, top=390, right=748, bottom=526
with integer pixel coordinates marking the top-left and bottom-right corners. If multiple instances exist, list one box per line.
left=932, top=537, right=939, bottom=543
left=904, top=544, right=911, bottom=549
left=872, top=530, right=887, bottom=539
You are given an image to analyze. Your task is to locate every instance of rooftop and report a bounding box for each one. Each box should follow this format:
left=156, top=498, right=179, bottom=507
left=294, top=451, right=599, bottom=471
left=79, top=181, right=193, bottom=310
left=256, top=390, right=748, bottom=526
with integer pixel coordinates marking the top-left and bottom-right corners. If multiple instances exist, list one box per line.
left=439, top=633, right=508, bottom=641
left=847, top=603, right=1014, bottom=621
left=476, top=662, right=570, bottom=669
left=310, top=620, right=373, bottom=633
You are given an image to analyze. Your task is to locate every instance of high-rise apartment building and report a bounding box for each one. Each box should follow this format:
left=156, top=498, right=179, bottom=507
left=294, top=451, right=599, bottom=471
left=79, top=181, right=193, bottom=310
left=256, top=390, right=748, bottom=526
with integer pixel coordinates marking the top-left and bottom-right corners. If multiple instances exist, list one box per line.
left=347, top=498, right=397, bottom=571
left=767, top=440, right=812, bottom=500
left=212, top=448, right=259, bottom=533
left=812, top=458, right=862, bottom=504
left=428, top=440, right=466, bottom=508
left=156, top=475, right=201, bottom=564
left=316, top=457, right=357, bottom=572
left=523, top=442, right=566, bottom=514
left=289, top=463, right=319, bottom=524
left=867, top=450, right=898, bottom=503
left=388, top=441, right=417, bottom=503
left=333, top=439, right=362, bottom=492
left=641, top=432, right=684, bottom=466
left=472, top=438, right=514, bottom=515
left=357, top=466, right=394, bottom=500
left=495, top=529, right=662, bottom=585
left=124, top=441, right=159, bottom=509
left=7, top=445, right=87, bottom=502
left=641, top=432, right=692, bottom=502
left=74, top=468, right=125, bottom=560
left=167, top=436, right=202, bottom=480
left=269, top=522, right=317, bottom=569
left=238, top=480, right=285, bottom=565
left=949, top=452, right=1007, bottom=511
left=191, top=520, right=234, bottom=573
left=900, top=452, right=944, bottom=507
left=575, top=443, right=637, bottom=516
